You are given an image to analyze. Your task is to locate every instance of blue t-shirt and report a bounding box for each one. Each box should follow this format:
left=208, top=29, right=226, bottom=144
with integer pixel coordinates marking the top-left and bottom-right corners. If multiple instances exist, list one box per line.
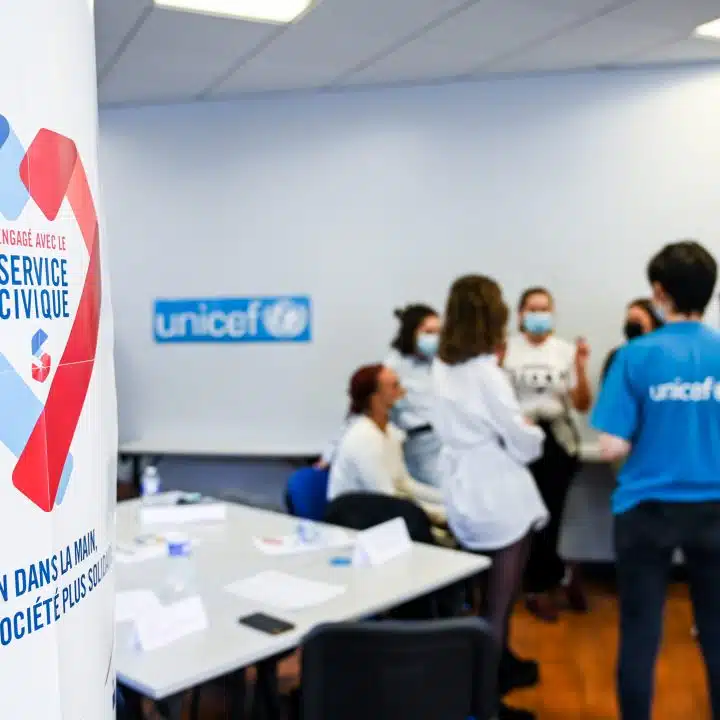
left=591, top=321, right=720, bottom=514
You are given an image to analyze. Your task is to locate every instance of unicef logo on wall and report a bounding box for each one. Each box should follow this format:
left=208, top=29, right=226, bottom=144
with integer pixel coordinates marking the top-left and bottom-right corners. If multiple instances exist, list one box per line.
left=262, top=299, right=309, bottom=339
left=153, top=296, right=313, bottom=343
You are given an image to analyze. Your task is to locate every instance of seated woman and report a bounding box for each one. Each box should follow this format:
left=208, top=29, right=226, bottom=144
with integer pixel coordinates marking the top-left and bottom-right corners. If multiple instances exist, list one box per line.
left=327, top=364, right=445, bottom=526
left=316, top=303, right=443, bottom=488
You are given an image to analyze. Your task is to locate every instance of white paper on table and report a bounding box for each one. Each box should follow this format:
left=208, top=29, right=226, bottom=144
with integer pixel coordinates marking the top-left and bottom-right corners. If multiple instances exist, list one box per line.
left=352, top=517, right=412, bottom=567
left=225, top=571, right=346, bottom=610
left=253, top=527, right=352, bottom=556
left=116, top=590, right=162, bottom=624
left=134, top=596, right=208, bottom=652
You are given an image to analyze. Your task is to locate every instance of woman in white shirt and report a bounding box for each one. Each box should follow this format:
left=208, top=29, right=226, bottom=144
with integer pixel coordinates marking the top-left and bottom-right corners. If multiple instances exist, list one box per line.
left=503, top=287, right=592, bottom=622
left=327, top=364, right=445, bottom=526
left=318, top=304, right=443, bottom=490
left=432, top=275, right=548, bottom=720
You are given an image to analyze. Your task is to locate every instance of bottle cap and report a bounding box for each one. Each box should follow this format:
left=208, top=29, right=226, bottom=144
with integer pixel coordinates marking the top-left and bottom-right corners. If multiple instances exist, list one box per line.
left=166, top=532, right=191, bottom=557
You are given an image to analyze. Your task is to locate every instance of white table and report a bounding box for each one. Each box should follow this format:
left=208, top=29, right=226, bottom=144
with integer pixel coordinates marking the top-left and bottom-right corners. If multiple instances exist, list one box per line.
left=115, top=498, right=489, bottom=710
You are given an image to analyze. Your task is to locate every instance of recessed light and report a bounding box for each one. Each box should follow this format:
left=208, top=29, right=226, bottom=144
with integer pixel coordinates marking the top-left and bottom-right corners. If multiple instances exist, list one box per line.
left=153, top=0, right=315, bottom=24
left=694, top=18, right=720, bottom=41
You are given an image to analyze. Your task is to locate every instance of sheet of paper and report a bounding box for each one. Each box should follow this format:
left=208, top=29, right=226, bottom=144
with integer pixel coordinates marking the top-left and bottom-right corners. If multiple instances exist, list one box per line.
left=226, top=571, right=345, bottom=610
left=116, top=590, right=162, bottom=624
left=352, top=517, right=412, bottom=567
left=253, top=527, right=352, bottom=556
left=140, top=501, right=226, bottom=525
left=134, top=596, right=208, bottom=652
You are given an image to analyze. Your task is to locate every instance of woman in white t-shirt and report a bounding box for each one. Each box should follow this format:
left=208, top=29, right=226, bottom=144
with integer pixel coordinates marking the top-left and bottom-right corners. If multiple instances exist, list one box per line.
left=433, top=275, right=548, bottom=720
left=504, top=287, right=592, bottom=622
left=327, top=364, right=445, bottom=526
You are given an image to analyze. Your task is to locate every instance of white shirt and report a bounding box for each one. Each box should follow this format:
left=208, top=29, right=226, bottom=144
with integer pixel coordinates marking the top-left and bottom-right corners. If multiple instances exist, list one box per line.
left=503, top=334, right=577, bottom=421
left=327, top=416, right=445, bottom=524
left=431, top=354, right=549, bottom=550
left=383, top=349, right=434, bottom=431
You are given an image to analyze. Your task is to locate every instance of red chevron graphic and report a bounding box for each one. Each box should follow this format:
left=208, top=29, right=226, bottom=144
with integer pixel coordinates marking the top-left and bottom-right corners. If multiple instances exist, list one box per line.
left=12, top=128, right=101, bottom=512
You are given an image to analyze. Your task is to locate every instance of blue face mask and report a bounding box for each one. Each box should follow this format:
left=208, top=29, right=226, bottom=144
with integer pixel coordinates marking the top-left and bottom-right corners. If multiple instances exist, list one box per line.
left=416, top=332, right=439, bottom=359
left=523, top=311, right=554, bottom=335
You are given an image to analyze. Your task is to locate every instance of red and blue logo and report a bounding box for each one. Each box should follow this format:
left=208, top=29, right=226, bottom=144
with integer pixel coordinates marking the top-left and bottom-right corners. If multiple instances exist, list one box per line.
left=0, top=115, right=102, bottom=512
left=31, top=328, right=51, bottom=383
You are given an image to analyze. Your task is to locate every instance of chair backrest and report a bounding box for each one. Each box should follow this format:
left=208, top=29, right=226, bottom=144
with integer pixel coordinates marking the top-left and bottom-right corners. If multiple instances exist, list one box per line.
left=286, top=466, right=330, bottom=521
left=324, top=492, right=435, bottom=544
left=300, top=618, right=498, bottom=720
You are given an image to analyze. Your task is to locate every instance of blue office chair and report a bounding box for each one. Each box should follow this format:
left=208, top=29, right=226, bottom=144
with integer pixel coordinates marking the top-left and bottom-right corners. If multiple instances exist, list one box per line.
left=285, top=466, right=330, bottom=521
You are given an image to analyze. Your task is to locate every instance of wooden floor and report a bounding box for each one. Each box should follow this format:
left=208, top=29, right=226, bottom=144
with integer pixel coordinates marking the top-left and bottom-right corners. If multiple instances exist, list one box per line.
left=166, top=582, right=708, bottom=719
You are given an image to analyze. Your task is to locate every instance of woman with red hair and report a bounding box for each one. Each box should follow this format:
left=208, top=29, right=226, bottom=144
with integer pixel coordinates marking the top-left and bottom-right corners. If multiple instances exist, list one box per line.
left=327, top=363, right=445, bottom=526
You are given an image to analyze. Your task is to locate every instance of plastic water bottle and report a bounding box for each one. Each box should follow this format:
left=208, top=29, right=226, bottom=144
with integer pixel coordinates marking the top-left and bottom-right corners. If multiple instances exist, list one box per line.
left=140, top=465, right=161, bottom=500
left=165, top=533, right=194, bottom=594
left=297, top=519, right=320, bottom=545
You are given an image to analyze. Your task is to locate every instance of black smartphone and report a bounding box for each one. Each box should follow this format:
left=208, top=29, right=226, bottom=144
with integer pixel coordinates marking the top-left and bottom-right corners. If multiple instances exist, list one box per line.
left=238, top=613, right=296, bottom=636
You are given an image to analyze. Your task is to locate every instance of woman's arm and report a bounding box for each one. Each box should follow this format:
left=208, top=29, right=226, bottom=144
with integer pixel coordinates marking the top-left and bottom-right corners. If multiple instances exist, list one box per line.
left=569, top=338, right=592, bottom=413
left=482, top=365, right=545, bottom=465
left=397, top=471, right=443, bottom=506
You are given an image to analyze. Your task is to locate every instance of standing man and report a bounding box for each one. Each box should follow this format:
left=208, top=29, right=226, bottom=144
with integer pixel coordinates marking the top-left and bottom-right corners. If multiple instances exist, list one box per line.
left=592, top=240, right=720, bottom=719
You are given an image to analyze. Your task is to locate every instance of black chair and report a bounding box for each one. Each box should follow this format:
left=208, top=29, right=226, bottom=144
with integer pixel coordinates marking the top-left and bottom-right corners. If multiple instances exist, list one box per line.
left=324, top=493, right=465, bottom=619
left=298, top=618, right=498, bottom=720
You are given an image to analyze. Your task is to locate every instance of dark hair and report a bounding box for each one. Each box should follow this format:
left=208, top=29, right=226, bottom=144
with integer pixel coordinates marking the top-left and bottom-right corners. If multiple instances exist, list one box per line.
left=627, top=297, right=663, bottom=330
left=391, top=304, right=438, bottom=356
left=348, top=364, right=383, bottom=415
left=517, top=286, right=554, bottom=312
left=438, top=275, right=508, bottom=365
left=647, top=240, right=718, bottom=315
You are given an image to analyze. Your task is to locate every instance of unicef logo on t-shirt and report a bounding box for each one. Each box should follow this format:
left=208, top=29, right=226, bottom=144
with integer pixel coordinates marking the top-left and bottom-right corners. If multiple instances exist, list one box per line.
left=262, top=299, right=309, bottom=339
left=153, top=296, right=312, bottom=343
left=649, top=376, right=720, bottom=402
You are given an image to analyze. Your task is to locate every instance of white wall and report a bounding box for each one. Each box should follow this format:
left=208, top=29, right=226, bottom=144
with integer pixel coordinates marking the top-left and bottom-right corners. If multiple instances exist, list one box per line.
left=100, top=66, right=720, bottom=452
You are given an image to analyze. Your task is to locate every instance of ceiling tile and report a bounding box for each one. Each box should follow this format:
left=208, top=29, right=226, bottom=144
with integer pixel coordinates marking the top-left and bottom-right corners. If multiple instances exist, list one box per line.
left=95, top=0, right=151, bottom=73
left=486, top=11, right=683, bottom=73
left=605, top=0, right=720, bottom=32
left=99, top=6, right=278, bottom=104
left=630, top=37, right=720, bottom=64
left=342, top=0, right=619, bottom=84
left=211, top=0, right=476, bottom=94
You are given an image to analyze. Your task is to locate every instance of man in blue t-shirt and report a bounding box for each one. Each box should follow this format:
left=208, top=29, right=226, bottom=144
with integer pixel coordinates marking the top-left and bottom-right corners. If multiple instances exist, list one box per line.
left=592, top=240, right=720, bottom=720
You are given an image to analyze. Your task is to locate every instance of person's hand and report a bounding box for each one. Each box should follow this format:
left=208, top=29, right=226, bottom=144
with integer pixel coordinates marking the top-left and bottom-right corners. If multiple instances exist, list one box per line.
left=522, top=416, right=535, bottom=426
left=575, top=337, right=591, bottom=369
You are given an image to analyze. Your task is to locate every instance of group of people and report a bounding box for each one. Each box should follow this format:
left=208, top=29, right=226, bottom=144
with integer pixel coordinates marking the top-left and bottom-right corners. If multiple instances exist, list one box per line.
left=318, top=239, right=720, bottom=720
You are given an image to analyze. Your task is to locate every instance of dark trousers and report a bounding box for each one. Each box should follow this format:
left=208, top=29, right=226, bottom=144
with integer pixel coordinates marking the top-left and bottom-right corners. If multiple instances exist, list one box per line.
left=524, top=424, right=578, bottom=594
left=615, top=501, right=720, bottom=720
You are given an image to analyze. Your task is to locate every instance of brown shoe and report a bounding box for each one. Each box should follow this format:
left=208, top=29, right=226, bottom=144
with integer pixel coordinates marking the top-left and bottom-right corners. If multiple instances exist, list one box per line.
left=563, top=568, right=589, bottom=613
left=525, top=593, right=559, bottom=623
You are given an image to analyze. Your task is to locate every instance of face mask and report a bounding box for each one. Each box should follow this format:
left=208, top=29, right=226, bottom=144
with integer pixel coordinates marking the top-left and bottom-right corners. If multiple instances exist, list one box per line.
left=624, top=321, right=644, bottom=341
left=523, top=312, right=553, bottom=335
left=653, top=303, right=666, bottom=322
left=416, top=332, right=439, bottom=359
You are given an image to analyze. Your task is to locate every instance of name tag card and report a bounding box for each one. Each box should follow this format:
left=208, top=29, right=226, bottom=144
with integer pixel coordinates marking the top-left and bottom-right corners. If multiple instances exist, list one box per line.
left=352, top=517, right=412, bottom=567
left=140, top=500, right=227, bottom=525
left=134, top=596, right=208, bottom=652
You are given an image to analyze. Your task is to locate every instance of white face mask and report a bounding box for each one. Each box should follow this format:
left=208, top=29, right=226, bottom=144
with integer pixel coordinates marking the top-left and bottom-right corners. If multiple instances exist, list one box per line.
left=416, top=332, right=439, bottom=358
